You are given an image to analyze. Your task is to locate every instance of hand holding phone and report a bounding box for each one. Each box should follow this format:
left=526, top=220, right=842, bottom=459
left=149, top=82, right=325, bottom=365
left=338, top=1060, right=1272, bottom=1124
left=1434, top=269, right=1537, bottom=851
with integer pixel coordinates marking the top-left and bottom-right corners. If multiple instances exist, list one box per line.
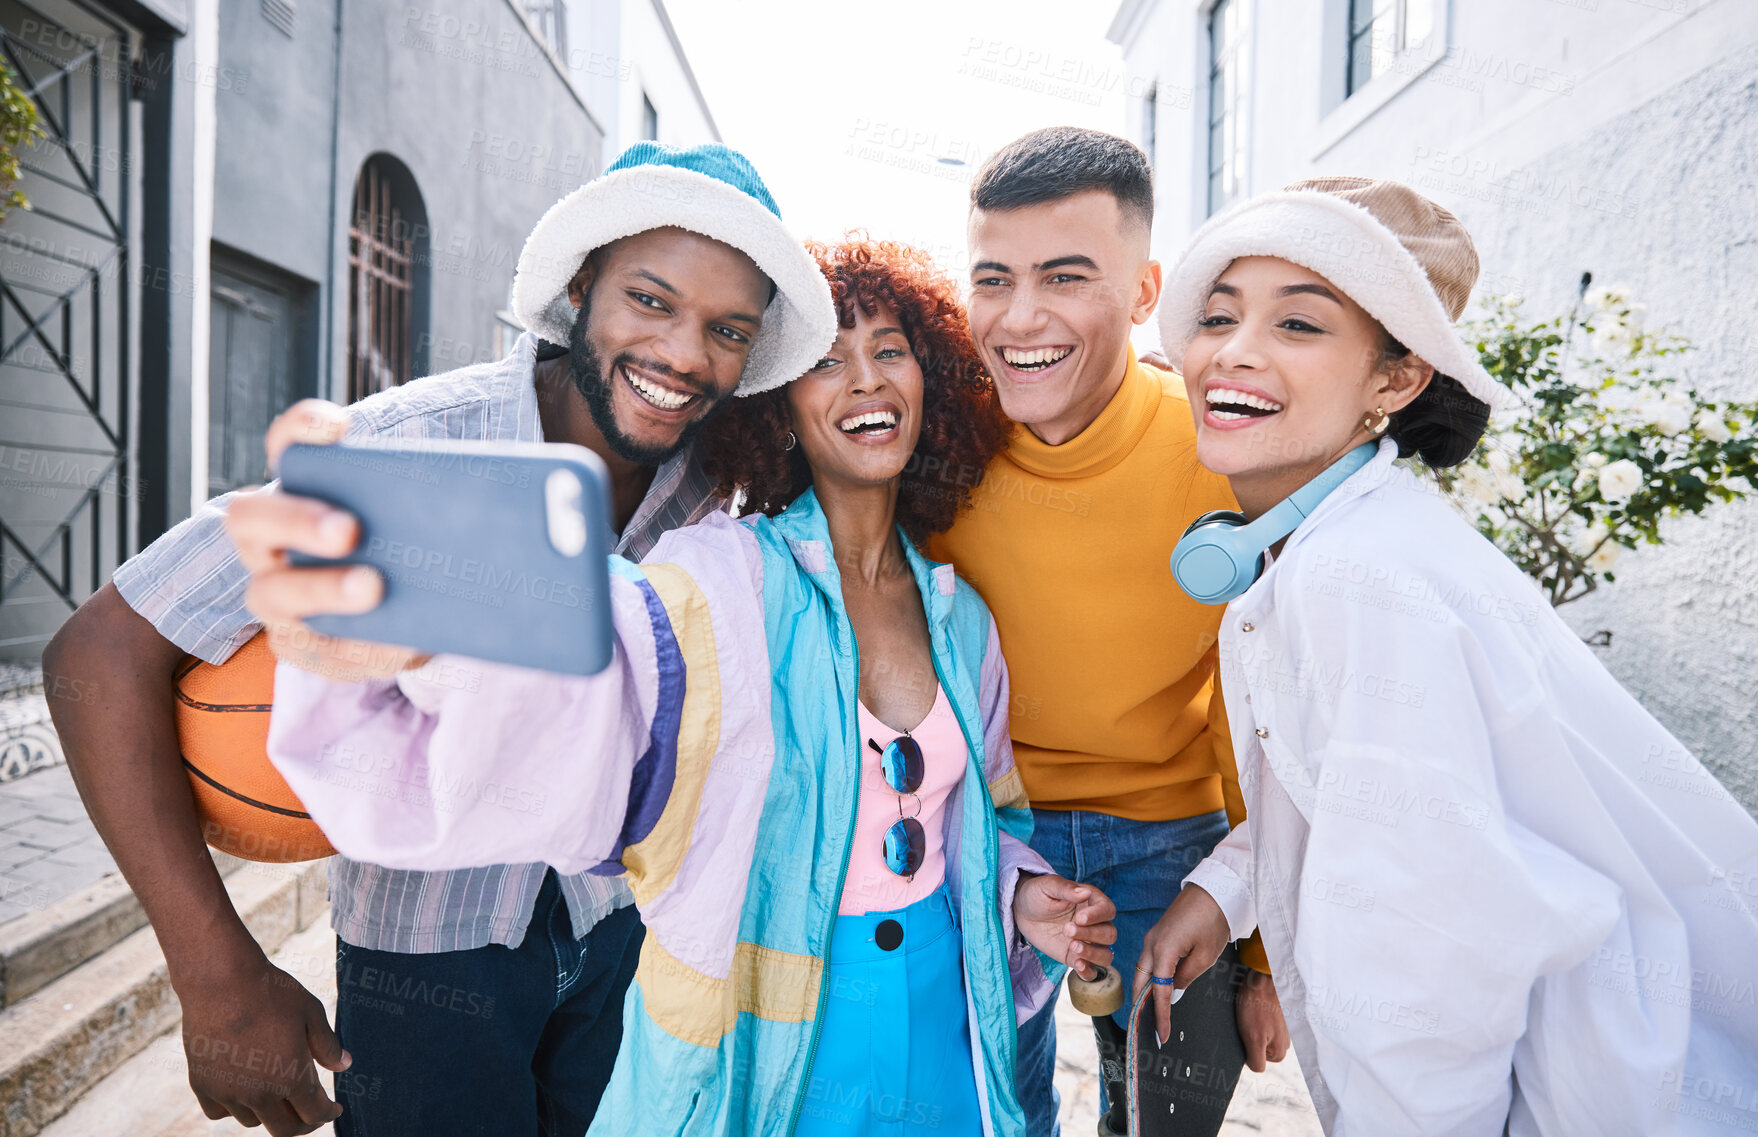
left=227, top=400, right=615, bottom=678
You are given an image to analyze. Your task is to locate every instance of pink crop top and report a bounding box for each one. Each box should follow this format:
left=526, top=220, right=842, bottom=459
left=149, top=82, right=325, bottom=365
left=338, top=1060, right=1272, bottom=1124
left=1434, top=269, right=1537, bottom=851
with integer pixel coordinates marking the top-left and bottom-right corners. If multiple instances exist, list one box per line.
left=839, top=684, right=967, bottom=916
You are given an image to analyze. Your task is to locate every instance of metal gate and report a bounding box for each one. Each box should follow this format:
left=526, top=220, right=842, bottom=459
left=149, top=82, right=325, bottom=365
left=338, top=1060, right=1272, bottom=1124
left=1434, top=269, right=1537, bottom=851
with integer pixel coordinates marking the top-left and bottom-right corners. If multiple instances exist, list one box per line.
left=0, top=0, right=135, bottom=657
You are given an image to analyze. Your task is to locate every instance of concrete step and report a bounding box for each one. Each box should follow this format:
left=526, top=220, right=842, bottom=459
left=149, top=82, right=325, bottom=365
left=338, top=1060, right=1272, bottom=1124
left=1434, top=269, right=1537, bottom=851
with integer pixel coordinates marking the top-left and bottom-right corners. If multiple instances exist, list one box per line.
left=0, top=859, right=328, bottom=1137
left=38, top=915, right=338, bottom=1137
left=0, top=851, right=249, bottom=1010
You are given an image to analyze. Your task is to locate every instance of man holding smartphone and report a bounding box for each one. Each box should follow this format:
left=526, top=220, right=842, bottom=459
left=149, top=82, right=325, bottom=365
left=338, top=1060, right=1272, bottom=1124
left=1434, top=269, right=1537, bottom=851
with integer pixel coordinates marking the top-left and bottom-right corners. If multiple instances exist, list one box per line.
left=43, top=142, right=833, bottom=1137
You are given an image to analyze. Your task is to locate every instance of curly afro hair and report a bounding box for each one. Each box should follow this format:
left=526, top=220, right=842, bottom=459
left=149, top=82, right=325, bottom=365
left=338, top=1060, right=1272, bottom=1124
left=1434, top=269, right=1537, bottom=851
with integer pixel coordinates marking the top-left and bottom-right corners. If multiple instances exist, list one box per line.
left=698, top=236, right=1010, bottom=545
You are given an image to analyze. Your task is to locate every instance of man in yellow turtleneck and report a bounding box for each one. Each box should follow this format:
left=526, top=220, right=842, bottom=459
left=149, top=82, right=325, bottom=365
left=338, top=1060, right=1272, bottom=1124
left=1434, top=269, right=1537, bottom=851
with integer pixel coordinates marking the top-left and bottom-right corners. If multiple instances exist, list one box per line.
left=926, top=128, right=1286, bottom=1137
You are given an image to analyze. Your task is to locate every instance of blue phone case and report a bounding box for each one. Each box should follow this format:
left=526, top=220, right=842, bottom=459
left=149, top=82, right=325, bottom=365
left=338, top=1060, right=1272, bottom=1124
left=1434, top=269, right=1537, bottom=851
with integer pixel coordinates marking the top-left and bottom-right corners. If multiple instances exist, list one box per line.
left=280, top=440, right=614, bottom=676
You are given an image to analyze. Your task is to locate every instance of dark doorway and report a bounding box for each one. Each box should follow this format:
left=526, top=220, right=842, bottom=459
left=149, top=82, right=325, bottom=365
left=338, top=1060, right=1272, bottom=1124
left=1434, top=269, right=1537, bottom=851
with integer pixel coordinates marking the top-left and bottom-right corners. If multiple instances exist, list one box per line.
left=206, top=249, right=316, bottom=495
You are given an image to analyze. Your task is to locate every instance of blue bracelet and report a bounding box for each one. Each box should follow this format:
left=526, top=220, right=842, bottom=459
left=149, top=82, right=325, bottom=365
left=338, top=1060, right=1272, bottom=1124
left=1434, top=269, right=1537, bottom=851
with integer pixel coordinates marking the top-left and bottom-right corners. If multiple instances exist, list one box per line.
left=1150, top=975, right=1176, bottom=986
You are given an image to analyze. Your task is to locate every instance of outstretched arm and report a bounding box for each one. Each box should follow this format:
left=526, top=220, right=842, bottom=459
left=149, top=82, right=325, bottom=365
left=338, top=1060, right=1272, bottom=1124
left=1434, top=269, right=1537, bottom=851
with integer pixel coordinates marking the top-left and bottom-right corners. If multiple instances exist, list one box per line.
left=230, top=401, right=770, bottom=879
left=264, top=566, right=664, bottom=872
left=260, top=515, right=773, bottom=883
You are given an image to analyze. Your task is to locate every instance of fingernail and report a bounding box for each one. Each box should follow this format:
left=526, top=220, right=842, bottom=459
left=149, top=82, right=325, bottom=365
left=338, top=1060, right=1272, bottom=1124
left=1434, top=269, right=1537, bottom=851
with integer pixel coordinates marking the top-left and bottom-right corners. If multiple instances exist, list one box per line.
left=320, top=512, right=354, bottom=549
left=343, top=566, right=379, bottom=602
left=340, top=1050, right=353, bottom=1069
left=1169, top=986, right=1185, bottom=1006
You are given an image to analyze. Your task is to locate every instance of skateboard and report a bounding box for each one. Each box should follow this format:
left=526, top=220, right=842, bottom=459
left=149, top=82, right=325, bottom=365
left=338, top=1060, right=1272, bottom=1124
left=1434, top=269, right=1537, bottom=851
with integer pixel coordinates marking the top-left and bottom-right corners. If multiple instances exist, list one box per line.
left=1125, top=942, right=1247, bottom=1134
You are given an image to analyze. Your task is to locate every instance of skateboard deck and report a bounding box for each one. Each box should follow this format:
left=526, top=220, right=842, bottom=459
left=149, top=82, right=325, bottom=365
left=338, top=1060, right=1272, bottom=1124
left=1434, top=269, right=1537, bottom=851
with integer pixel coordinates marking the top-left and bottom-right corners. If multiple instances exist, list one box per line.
left=1126, top=942, right=1248, bottom=1135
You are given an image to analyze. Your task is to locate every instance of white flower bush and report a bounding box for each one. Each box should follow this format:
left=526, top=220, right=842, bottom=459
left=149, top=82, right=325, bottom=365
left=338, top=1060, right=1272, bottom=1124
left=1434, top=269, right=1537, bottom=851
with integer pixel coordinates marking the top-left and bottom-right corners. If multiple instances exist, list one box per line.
left=1596, top=459, right=1643, bottom=502
left=1432, top=285, right=1757, bottom=607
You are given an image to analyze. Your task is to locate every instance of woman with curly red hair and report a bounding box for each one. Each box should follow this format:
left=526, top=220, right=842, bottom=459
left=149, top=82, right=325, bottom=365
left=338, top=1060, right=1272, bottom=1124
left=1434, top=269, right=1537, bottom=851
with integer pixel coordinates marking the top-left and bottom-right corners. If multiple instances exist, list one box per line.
left=699, top=237, right=1010, bottom=542
left=681, top=238, right=1113, bottom=1133
left=260, top=236, right=1120, bottom=1137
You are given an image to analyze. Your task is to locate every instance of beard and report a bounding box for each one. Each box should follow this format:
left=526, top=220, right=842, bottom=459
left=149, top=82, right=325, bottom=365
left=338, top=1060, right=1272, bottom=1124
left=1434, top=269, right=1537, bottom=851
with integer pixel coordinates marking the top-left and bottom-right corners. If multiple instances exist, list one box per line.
left=567, top=304, right=729, bottom=466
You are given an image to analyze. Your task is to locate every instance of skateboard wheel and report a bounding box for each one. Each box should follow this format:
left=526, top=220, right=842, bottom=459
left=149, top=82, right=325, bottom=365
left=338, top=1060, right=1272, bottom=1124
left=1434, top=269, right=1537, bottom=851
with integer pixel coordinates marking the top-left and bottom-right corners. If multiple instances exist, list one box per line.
left=1068, top=964, right=1124, bottom=1016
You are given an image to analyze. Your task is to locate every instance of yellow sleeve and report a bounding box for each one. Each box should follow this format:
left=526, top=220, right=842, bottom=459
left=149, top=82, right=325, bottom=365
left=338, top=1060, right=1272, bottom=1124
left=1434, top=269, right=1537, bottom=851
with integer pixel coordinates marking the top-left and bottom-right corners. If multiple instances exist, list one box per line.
left=1208, top=676, right=1271, bottom=975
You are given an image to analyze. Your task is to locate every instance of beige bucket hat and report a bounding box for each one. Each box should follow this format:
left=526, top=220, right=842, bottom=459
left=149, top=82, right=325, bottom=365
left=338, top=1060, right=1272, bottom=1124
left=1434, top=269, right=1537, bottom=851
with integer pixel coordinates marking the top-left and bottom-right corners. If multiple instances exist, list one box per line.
left=1159, top=176, right=1513, bottom=410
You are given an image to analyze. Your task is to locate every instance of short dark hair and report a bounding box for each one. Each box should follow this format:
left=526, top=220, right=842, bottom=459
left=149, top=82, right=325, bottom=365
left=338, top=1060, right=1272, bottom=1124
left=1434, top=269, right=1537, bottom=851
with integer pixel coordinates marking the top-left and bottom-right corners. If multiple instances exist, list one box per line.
left=1378, top=331, right=1492, bottom=468
left=970, top=127, right=1154, bottom=234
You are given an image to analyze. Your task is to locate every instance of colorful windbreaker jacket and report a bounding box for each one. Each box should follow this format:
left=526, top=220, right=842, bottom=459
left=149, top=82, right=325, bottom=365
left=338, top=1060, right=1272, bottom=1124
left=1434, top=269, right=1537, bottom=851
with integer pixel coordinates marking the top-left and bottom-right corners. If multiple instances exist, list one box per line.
left=266, top=491, right=1060, bottom=1136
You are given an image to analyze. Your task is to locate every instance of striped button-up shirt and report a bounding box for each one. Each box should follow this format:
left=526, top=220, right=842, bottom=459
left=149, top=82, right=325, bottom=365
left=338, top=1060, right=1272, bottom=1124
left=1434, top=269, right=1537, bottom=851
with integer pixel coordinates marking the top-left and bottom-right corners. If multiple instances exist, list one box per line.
left=114, top=334, right=725, bottom=951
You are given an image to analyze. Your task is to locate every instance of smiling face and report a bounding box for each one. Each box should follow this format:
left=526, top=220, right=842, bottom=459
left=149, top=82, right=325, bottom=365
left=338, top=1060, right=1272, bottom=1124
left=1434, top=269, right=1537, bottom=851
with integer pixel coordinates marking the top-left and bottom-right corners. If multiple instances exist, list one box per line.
left=566, top=227, right=771, bottom=465
left=1182, top=256, right=1432, bottom=510
left=785, top=299, right=925, bottom=495
left=966, top=190, right=1160, bottom=445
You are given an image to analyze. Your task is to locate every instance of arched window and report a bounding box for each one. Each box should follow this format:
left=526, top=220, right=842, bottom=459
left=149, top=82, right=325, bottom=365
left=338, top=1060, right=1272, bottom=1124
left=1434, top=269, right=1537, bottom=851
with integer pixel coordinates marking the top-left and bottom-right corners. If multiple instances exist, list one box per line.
left=347, top=154, right=428, bottom=402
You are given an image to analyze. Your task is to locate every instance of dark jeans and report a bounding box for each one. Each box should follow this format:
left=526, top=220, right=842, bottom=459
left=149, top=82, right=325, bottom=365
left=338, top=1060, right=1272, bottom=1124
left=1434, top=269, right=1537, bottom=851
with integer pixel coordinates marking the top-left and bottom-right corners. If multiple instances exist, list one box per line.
left=333, top=871, right=644, bottom=1137
left=1015, top=807, right=1240, bottom=1136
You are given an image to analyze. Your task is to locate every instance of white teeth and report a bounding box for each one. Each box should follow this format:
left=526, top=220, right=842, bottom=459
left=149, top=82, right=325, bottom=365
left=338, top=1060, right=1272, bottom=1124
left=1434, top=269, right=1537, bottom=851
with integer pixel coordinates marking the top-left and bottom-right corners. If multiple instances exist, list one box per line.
left=1001, top=346, right=1072, bottom=368
left=1210, top=409, right=1250, bottom=421
left=1205, top=388, right=1284, bottom=413
left=624, top=367, right=694, bottom=411
left=839, top=410, right=898, bottom=433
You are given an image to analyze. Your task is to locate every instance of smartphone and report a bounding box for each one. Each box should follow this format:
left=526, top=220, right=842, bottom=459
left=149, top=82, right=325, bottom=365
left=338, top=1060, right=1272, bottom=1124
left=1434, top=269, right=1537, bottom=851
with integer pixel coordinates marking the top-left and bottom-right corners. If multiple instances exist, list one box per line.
left=280, top=440, right=614, bottom=676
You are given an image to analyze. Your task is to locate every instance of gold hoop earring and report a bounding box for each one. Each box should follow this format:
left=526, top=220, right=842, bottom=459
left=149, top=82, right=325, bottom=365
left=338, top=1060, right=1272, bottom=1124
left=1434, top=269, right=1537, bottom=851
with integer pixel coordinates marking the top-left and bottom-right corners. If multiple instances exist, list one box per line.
left=1363, top=407, right=1390, bottom=436
left=782, top=430, right=797, bottom=451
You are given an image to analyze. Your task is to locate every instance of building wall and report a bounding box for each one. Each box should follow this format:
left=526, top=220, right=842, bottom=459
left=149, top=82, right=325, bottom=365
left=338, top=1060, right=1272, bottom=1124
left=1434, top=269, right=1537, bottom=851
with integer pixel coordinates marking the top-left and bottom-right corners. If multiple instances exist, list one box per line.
left=561, top=0, right=718, bottom=160
left=1481, top=45, right=1758, bottom=813
left=1111, top=0, right=1758, bottom=812
left=612, top=0, right=718, bottom=153
left=210, top=2, right=333, bottom=287
left=210, top=0, right=607, bottom=394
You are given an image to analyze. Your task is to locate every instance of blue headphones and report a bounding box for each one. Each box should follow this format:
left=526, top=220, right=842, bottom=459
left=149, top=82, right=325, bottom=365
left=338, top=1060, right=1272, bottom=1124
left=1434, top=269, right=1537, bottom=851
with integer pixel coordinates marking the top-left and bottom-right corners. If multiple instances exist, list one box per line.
left=1170, top=444, right=1377, bottom=605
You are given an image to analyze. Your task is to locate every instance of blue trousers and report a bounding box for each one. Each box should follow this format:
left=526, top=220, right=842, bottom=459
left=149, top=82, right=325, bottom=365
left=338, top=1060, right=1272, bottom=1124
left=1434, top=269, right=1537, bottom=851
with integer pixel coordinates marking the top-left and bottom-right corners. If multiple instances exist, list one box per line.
left=794, top=886, right=984, bottom=1136
left=1014, top=808, right=1235, bottom=1136
left=332, top=870, right=643, bottom=1137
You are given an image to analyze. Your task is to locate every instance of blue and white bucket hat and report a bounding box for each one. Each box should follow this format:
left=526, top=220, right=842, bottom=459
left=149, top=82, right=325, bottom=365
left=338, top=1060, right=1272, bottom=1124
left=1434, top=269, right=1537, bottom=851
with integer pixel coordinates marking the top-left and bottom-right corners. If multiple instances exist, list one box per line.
left=512, top=142, right=835, bottom=396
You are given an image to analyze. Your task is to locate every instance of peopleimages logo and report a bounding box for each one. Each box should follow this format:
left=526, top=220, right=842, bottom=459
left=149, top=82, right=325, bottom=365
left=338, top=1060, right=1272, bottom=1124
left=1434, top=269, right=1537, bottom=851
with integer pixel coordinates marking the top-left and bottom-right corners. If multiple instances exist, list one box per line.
left=362, top=536, right=591, bottom=610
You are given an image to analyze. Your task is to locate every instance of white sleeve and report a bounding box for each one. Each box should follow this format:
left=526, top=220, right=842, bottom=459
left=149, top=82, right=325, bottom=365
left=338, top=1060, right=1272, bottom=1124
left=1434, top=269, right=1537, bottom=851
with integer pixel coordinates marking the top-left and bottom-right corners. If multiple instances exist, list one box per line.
left=1184, top=820, right=1257, bottom=941
left=267, top=514, right=772, bottom=882
left=267, top=569, right=663, bottom=874
left=1284, top=562, right=1623, bottom=1135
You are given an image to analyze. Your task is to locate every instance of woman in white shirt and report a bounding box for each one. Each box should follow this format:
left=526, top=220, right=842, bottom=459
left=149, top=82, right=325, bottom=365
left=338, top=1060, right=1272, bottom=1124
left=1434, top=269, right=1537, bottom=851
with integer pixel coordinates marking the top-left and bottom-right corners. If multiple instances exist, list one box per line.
left=1134, top=177, right=1758, bottom=1136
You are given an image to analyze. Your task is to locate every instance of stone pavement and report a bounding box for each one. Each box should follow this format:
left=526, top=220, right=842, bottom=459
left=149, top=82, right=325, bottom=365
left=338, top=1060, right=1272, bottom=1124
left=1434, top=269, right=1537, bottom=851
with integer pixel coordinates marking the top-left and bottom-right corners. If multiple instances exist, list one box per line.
left=0, top=764, right=118, bottom=927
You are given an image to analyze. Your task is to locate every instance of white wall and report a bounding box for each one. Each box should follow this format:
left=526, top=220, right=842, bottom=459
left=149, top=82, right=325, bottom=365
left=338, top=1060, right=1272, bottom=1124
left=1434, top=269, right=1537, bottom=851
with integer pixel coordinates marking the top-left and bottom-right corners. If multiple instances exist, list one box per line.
left=616, top=0, right=718, bottom=153
left=563, top=0, right=718, bottom=162
left=1112, top=0, right=1758, bottom=812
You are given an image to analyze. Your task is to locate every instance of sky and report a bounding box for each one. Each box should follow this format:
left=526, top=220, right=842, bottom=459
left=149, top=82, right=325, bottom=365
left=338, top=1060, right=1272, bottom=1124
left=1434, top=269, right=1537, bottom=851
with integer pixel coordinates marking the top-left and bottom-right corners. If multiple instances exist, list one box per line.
left=662, top=0, right=1138, bottom=281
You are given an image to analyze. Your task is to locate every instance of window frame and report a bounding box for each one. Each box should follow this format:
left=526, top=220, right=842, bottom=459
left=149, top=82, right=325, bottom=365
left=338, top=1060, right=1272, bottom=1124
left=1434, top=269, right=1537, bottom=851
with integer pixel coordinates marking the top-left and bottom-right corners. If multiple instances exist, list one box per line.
left=640, top=93, right=659, bottom=142
left=1315, top=0, right=1450, bottom=158
left=1205, top=0, right=1244, bottom=217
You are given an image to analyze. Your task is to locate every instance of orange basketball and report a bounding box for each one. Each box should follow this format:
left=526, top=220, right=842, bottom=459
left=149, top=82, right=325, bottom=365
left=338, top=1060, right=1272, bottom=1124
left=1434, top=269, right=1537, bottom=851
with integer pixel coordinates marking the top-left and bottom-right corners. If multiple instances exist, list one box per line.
left=175, top=631, right=335, bottom=863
